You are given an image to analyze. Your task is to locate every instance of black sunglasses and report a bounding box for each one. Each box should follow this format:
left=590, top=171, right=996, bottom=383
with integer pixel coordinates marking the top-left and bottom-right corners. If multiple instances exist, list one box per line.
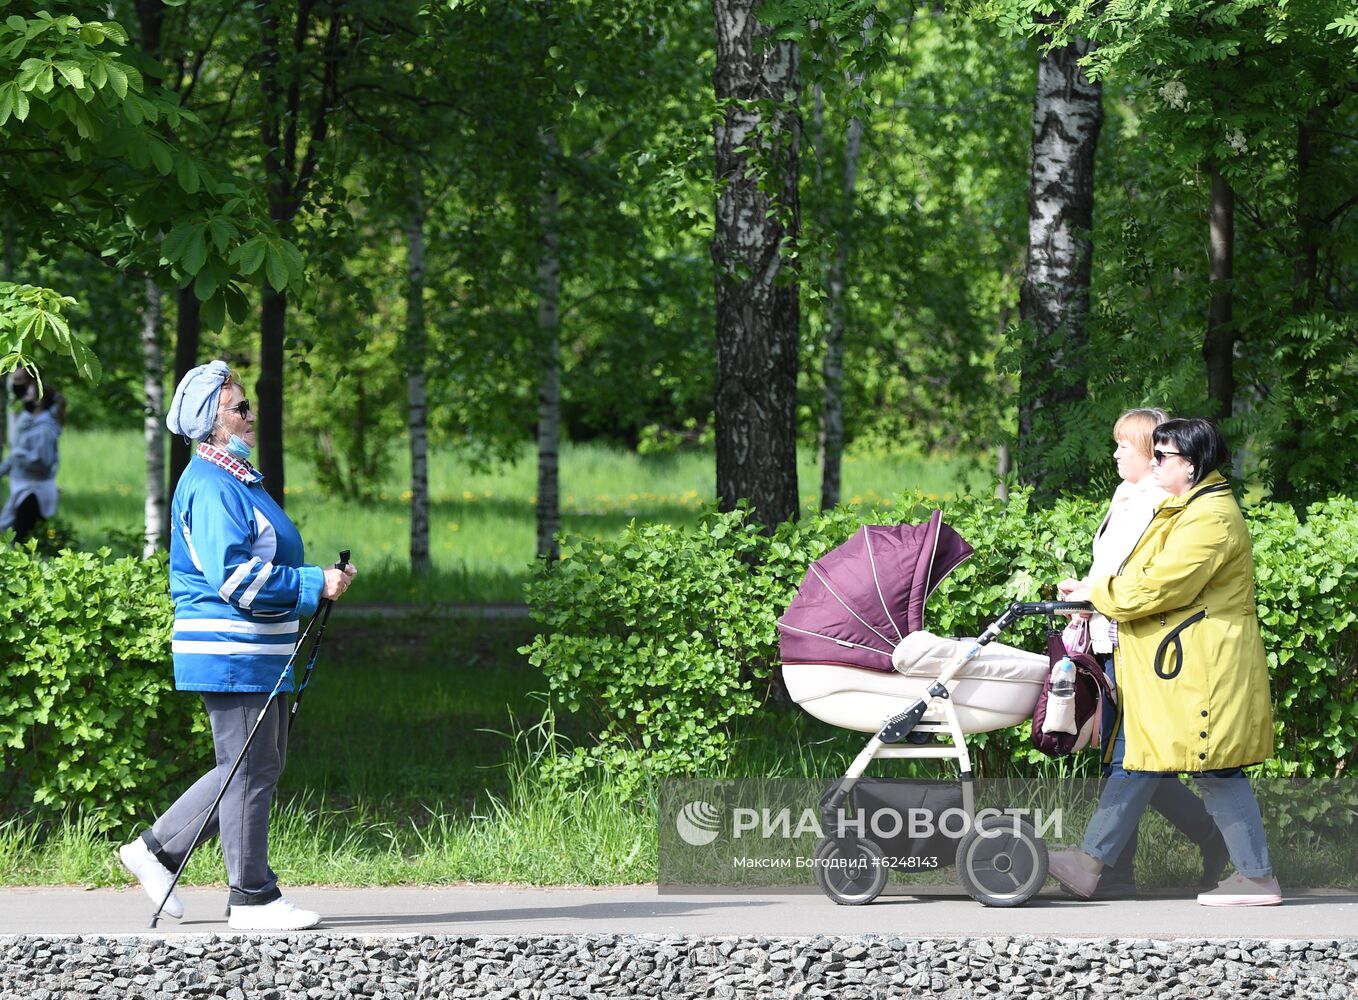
left=220, top=399, right=251, bottom=419
left=1152, top=449, right=1182, bottom=463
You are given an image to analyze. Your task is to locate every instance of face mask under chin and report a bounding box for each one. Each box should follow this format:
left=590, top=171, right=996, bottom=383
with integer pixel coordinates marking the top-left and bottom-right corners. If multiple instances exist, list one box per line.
left=225, top=434, right=252, bottom=460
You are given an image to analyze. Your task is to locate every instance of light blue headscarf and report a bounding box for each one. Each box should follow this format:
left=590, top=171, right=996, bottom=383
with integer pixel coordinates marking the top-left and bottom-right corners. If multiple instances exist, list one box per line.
left=166, top=360, right=231, bottom=441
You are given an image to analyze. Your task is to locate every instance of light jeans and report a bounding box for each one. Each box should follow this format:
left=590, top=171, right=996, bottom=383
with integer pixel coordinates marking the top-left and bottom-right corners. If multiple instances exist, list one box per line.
left=1097, top=655, right=1218, bottom=879
left=1080, top=725, right=1273, bottom=879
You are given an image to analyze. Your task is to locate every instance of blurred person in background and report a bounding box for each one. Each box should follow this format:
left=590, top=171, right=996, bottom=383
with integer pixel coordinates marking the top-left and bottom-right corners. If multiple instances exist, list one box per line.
left=1, top=366, right=65, bottom=543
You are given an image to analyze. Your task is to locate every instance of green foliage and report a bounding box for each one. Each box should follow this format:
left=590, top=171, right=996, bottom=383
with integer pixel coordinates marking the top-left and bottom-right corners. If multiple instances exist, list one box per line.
left=0, top=282, right=99, bottom=382
left=526, top=489, right=1358, bottom=785
left=0, top=4, right=306, bottom=379
left=0, top=543, right=207, bottom=831
left=1249, top=497, right=1358, bottom=776
left=521, top=509, right=773, bottom=792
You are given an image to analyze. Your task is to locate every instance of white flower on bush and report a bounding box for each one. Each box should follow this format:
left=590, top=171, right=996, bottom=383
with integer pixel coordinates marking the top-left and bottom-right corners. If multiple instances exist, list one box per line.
left=1159, top=80, right=1188, bottom=109
left=1226, top=129, right=1248, bottom=154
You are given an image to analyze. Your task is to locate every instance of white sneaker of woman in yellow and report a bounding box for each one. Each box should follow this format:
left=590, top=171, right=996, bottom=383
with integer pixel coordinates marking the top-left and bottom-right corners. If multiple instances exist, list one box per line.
left=227, top=897, right=322, bottom=930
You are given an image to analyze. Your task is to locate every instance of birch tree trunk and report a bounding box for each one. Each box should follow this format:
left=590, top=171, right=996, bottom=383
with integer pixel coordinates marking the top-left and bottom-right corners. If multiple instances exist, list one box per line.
left=405, top=171, right=431, bottom=574
left=1016, top=37, right=1102, bottom=498
left=142, top=280, right=166, bottom=556
left=712, top=0, right=801, bottom=528
left=168, top=288, right=200, bottom=495
left=535, top=132, right=563, bottom=562
left=1204, top=165, right=1236, bottom=422
left=810, top=84, right=863, bottom=512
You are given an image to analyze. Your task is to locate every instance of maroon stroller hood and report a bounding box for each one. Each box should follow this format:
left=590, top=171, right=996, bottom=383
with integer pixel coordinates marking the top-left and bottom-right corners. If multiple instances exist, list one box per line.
left=777, top=511, right=973, bottom=672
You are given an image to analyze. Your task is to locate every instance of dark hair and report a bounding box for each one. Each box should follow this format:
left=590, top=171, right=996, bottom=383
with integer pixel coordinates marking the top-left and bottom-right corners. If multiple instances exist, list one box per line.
left=1152, top=417, right=1230, bottom=487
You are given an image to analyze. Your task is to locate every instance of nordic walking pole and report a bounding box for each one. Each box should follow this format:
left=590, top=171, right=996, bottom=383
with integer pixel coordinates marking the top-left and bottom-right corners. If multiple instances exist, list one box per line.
left=149, top=550, right=349, bottom=928
left=289, top=549, right=349, bottom=733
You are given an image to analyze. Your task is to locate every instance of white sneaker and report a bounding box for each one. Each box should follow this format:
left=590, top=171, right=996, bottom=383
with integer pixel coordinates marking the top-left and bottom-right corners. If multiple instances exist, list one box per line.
left=227, top=896, right=322, bottom=931
left=118, top=840, right=183, bottom=919
left=1197, top=872, right=1283, bottom=907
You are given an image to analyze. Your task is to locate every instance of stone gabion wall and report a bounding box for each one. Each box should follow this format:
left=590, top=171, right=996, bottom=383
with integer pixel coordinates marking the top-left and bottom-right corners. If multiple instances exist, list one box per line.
left=2, top=934, right=1356, bottom=999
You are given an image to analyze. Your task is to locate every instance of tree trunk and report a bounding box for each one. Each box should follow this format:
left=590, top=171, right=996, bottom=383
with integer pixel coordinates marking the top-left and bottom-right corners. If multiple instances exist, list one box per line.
left=256, top=290, right=287, bottom=504
left=712, top=0, right=801, bottom=528
left=1016, top=37, right=1102, bottom=499
left=254, top=1, right=342, bottom=508
left=405, top=172, right=431, bottom=574
left=811, top=85, right=863, bottom=512
left=168, top=287, right=200, bottom=497
left=995, top=443, right=1011, bottom=501
left=141, top=281, right=166, bottom=556
left=535, top=133, right=563, bottom=563
left=1271, top=116, right=1325, bottom=504
left=1203, top=165, right=1236, bottom=424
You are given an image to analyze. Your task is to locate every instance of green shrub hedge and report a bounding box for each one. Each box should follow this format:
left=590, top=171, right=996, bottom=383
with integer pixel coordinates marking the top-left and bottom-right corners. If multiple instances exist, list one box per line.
left=0, top=542, right=207, bottom=831
left=524, top=490, right=1358, bottom=782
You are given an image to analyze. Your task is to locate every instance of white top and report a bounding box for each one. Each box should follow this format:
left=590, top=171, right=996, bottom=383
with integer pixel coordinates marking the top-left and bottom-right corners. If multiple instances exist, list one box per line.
left=1086, top=476, right=1169, bottom=653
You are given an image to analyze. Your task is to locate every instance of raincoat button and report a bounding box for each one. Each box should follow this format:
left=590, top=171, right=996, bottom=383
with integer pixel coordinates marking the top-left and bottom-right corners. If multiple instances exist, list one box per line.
left=1201, top=710, right=1208, bottom=717
left=1200, top=731, right=1208, bottom=738
left=1199, top=753, right=1207, bottom=760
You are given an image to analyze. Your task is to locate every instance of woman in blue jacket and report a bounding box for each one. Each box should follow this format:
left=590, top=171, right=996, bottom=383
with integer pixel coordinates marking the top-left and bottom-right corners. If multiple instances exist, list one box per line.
left=119, top=360, right=356, bottom=931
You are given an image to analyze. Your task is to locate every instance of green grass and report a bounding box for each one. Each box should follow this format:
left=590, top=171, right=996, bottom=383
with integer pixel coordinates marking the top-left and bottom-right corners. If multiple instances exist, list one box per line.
left=58, top=430, right=989, bottom=602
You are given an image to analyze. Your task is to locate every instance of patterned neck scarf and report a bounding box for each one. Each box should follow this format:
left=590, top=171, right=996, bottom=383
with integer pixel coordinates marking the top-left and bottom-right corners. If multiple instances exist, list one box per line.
left=195, top=442, right=262, bottom=485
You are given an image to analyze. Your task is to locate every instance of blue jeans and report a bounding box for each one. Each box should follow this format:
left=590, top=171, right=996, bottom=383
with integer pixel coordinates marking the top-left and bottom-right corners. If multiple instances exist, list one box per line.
left=1097, top=656, right=1218, bottom=878
left=1080, top=724, right=1273, bottom=879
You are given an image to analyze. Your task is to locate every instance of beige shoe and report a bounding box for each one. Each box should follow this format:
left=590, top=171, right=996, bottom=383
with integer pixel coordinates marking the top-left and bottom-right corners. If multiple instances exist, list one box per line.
left=1197, top=872, right=1282, bottom=907
left=1047, top=849, right=1100, bottom=900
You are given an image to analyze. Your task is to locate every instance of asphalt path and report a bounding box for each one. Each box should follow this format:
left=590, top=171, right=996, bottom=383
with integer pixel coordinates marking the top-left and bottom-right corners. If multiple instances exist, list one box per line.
left=2, top=885, right=1355, bottom=939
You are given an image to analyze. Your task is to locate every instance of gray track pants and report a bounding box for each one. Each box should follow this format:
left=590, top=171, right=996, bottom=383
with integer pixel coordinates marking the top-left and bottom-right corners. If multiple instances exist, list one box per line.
left=141, top=691, right=289, bottom=907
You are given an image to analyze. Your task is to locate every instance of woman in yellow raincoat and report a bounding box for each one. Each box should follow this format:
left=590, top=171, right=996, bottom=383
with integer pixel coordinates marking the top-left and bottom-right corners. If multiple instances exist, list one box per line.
left=1048, top=417, right=1279, bottom=907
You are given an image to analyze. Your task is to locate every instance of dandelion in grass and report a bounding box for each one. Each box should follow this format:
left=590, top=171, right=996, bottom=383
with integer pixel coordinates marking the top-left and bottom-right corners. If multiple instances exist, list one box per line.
left=401, top=491, right=412, bottom=502
left=447, top=523, right=459, bottom=533
left=463, top=491, right=475, bottom=501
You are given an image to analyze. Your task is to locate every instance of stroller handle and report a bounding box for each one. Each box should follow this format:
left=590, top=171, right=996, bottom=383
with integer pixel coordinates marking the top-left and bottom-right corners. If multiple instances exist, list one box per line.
left=979, top=600, right=1095, bottom=642
left=1010, top=600, right=1094, bottom=615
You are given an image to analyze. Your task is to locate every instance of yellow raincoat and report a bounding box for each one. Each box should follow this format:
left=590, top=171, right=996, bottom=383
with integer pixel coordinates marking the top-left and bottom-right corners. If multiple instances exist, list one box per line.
left=1088, top=471, right=1274, bottom=772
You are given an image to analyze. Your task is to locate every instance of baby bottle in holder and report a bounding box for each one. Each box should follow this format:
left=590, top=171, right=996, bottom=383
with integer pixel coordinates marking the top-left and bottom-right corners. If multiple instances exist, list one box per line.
left=1041, top=655, right=1078, bottom=734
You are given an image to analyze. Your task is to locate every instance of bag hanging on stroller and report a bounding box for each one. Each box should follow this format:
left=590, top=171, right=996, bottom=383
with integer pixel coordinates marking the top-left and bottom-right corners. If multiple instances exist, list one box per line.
left=1030, top=632, right=1115, bottom=758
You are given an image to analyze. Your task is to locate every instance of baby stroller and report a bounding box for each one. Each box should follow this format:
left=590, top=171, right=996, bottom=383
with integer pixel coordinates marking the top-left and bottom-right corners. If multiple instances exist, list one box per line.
left=777, top=511, right=1094, bottom=908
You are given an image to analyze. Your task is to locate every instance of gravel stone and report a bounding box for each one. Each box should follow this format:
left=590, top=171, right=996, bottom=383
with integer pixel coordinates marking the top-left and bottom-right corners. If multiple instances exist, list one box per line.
left=2, top=933, right=1356, bottom=999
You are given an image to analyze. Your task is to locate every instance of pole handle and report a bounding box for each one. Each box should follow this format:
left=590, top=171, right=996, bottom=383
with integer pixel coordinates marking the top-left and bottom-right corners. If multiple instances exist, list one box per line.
left=336, top=549, right=350, bottom=571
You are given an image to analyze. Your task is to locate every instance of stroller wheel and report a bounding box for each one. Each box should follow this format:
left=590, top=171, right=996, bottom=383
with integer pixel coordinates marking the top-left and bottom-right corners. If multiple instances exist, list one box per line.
left=956, top=813, right=1048, bottom=908
left=812, top=836, right=889, bottom=905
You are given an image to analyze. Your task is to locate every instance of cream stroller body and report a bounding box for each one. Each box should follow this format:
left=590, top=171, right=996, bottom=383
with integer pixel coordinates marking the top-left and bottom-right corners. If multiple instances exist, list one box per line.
left=777, top=511, right=1091, bottom=907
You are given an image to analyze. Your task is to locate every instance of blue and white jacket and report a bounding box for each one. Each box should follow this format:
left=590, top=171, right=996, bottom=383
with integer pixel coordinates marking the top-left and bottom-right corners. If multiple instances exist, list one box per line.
left=169, top=446, right=324, bottom=692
